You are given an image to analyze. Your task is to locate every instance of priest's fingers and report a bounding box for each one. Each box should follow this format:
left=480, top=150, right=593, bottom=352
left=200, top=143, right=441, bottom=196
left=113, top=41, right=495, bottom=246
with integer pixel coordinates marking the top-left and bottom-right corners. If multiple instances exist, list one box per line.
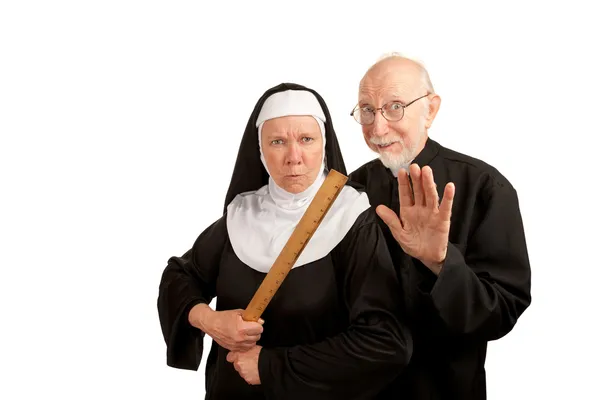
left=439, top=182, right=455, bottom=221
left=397, top=168, right=414, bottom=207
left=376, top=205, right=402, bottom=233
left=422, top=166, right=439, bottom=209
left=409, top=164, right=425, bottom=206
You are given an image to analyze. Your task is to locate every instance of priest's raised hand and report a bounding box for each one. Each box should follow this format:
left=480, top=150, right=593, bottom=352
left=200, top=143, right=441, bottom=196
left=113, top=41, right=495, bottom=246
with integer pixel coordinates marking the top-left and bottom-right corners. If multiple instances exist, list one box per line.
left=376, top=164, right=455, bottom=275
left=188, top=303, right=264, bottom=352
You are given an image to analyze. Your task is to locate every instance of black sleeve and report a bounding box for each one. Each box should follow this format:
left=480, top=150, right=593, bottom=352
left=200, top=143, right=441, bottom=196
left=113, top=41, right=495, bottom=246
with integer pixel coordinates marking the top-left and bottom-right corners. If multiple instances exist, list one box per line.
left=258, top=211, right=413, bottom=399
left=156, top=216, right=227, bottom=370
left=429, top=183, right=532, bottom=339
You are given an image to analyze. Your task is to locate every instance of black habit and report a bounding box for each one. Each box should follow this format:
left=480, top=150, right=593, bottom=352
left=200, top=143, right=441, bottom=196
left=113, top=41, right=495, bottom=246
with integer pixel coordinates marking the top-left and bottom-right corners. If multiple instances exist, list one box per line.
left=157, top=83, right=413, bottom=399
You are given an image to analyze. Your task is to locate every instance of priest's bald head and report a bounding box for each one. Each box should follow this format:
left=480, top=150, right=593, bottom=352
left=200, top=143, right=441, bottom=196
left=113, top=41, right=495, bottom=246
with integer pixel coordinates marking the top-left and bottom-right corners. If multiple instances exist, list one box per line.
left=352, top=53, right=441, bottom=176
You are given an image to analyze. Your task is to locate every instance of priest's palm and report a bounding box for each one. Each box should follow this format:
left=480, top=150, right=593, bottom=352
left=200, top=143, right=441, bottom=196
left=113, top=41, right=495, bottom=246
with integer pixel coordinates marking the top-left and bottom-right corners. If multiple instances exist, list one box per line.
left=376, top=165, right=455, bottom=275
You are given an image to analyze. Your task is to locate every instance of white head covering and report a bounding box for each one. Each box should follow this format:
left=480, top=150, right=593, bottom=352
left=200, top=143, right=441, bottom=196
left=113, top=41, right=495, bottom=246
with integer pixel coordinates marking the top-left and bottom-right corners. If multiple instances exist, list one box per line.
left=226, top=90, right=370, bottom=273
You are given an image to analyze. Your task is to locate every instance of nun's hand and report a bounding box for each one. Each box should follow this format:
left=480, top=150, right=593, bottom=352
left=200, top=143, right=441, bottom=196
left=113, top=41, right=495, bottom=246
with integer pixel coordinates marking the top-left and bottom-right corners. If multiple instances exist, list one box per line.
left=376, top=164, right=455, bottom=275
left=227, top=345, right=262, bottom=385
left=189, top=305, right=264, bottom=351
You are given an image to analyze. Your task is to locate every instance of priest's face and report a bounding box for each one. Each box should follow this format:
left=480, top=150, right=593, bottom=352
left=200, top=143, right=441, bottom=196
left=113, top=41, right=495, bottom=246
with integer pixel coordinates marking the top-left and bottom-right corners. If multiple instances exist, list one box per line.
left=261, top=116, right=323, bottom=194
left=358, top=58, right=435, bottom=172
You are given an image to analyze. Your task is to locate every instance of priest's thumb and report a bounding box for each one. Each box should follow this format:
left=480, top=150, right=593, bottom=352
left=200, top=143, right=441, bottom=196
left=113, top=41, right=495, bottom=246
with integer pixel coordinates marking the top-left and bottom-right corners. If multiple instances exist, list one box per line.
left=376, top=205, right=402, bottom=232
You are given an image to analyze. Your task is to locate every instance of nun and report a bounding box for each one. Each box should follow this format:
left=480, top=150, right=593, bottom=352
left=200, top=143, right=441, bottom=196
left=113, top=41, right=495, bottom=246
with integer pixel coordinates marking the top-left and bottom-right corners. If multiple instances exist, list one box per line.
left=157, top=83, right=412, bottom=399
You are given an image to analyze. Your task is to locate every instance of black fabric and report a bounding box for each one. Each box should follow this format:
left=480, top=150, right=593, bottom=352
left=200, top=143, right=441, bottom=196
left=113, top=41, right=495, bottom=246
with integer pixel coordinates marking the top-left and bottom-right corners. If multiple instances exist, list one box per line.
left=223, top=82, right=347, bottom=213
left=158, top=83, right=413, bottom=399
left=349, top=137, right=532, bottom=400
left=158, top=209, right=412, bottom=399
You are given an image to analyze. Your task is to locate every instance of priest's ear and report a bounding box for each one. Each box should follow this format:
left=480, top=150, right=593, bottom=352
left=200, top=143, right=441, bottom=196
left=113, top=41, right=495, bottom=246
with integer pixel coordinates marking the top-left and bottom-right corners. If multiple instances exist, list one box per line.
left=424, top=93, right=441, bottom=130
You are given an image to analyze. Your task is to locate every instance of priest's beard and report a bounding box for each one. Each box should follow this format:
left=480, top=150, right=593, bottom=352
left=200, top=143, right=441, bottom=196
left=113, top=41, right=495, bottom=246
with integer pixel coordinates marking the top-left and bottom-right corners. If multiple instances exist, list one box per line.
left=372, top=117, right=427, bottom=176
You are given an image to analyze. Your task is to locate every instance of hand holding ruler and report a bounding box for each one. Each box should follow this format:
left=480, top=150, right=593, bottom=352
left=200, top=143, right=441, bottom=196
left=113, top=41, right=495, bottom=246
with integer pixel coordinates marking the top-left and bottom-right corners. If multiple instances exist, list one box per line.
left=242, top=169, right=348, bottom=322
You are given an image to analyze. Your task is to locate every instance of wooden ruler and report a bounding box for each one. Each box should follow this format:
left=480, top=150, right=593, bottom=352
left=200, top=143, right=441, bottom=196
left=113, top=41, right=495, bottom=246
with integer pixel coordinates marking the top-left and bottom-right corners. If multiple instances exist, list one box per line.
left=242, top=169, right=348, bottom=322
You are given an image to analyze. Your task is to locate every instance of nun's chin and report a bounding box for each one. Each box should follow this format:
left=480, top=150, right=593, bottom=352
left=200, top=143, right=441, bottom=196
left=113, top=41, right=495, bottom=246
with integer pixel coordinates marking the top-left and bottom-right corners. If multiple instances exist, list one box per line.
left=278, top=175, right=311, bottom=194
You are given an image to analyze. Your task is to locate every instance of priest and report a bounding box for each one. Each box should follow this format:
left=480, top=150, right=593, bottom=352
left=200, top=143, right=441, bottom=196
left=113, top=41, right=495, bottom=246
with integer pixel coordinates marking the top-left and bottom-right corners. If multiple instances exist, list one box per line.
left=349, top=54, right=532, bottom=399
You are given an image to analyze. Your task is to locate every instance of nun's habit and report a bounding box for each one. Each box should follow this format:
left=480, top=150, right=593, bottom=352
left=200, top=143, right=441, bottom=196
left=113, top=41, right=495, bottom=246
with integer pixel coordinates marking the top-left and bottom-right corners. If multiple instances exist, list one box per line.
left=157, top=83, right=412, bottom=400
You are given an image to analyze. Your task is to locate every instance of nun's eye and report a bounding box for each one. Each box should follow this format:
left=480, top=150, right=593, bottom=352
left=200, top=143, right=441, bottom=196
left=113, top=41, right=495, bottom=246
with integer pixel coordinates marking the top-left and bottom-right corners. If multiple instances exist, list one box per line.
left=271, top=139, right=284, bottom=145
left=301, top=137, right=314, bottom=143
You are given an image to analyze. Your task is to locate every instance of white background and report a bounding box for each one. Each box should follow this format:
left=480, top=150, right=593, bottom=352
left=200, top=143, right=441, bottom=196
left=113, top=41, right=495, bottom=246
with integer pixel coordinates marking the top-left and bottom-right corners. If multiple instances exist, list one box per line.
left=1, top=0, right=598, bottom=399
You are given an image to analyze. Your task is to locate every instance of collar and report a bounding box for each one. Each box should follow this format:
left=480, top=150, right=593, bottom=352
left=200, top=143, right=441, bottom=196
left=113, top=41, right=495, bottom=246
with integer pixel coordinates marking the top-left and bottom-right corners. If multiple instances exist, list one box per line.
left=412, top=137, right=440, bottom=167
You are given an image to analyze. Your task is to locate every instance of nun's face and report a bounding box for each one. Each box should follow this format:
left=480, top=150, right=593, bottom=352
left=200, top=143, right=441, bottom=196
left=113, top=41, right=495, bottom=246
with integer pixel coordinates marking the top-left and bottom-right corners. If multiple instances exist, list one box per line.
left=261, top=116, right=323, bottom=194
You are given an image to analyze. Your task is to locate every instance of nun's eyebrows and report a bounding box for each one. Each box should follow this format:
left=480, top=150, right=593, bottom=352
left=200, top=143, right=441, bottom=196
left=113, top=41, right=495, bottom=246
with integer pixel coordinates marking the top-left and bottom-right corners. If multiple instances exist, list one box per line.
left=298, top=131, right=321, bottom=136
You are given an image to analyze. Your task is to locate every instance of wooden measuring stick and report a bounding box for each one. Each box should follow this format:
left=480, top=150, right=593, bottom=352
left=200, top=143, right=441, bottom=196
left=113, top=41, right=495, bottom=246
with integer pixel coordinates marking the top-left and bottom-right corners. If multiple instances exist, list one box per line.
left=241, top=169, right=348, bottom=322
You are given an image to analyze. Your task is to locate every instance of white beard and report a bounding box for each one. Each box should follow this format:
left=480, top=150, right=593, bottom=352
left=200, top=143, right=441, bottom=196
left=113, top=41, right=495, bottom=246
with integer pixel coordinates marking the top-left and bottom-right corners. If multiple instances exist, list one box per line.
left=371, top=117, right=427, bottom=176
left=378, top=141, right=418, bottom=173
